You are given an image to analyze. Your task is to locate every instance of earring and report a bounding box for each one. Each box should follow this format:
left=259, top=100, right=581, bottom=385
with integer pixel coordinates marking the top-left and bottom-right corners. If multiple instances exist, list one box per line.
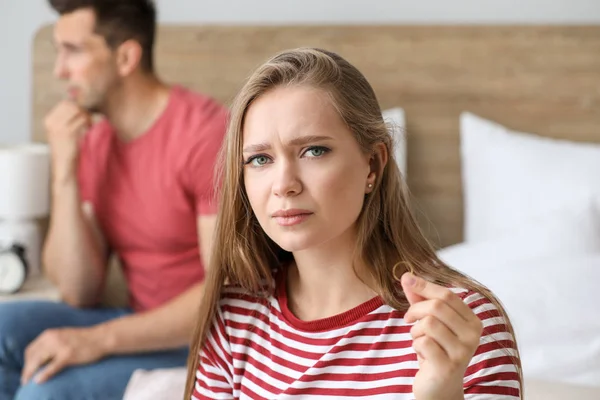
left=368, top=183, right=373, bottom=188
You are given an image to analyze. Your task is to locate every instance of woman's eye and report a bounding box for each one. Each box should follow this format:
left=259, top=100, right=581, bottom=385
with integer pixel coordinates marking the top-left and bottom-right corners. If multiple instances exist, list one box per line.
left=248, top=155, right=270, bottom=167
left=255, top=156, right=268, bottom=165
left=304, top=146, right=329, bottom=158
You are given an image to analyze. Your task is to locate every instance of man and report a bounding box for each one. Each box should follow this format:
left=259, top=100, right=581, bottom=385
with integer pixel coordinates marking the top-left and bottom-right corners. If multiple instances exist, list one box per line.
left=0, top=1, right=228, bottom=399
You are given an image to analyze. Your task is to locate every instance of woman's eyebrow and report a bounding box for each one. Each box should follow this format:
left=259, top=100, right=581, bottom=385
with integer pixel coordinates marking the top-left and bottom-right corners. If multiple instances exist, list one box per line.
left=243, top=135, right=333, bottom=153
left=242, top=143, right=271, bottom=153
left=287, top=135, right=333, bottom=146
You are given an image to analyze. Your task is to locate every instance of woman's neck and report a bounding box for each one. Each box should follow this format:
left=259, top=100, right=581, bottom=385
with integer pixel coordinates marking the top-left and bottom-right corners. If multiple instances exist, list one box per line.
left=286, top=230, right=378, bottom=321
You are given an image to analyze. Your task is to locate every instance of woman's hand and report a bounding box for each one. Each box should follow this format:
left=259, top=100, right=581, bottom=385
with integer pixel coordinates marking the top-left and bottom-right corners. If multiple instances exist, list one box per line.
left=402, top=273, right=483, bottom=400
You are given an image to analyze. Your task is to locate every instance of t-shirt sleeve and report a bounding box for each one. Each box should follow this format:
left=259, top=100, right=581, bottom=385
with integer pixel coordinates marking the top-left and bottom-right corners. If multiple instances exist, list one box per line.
left=460, top=291, right=522, bottom=399
left=182, top=105, right=228, bottom=216
left=191, top=308, right=234, bottom=400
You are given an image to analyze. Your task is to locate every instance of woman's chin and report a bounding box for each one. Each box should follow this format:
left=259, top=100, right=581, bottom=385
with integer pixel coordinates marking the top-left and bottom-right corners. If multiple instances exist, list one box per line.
left=271, top=235, right=319, bottom=253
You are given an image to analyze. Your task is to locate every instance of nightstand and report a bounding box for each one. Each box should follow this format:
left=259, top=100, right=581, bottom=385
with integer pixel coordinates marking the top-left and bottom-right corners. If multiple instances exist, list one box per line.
left=0, top=275, right=61, bottom=303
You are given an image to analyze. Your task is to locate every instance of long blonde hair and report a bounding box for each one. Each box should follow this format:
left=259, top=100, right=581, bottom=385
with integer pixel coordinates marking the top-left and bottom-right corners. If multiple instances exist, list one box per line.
left=184, top=47, right=522, bottom=398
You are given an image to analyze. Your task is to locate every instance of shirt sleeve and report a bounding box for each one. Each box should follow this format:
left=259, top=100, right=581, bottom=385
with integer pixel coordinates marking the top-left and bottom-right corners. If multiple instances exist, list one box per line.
left=181, top=105, right=228, bottom=216
left=460, top=290, right=522, bottom=399
left=191, top=308, right=235, bottom=400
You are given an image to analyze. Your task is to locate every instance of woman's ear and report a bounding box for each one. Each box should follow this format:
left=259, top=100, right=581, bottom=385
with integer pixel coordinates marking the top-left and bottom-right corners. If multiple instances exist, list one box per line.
left=370, top=142, right=388, bottom=177
left=366, top=142, right=388, bottom=193
left=115, top=39, right=143, bottom=77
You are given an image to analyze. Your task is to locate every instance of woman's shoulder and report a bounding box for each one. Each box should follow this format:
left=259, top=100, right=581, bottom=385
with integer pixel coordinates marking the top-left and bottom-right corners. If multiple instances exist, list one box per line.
left=217, top=272, right=277, bottom=309
left=451, top=287, right=503, bottom=316
left=220, top=284, right=272, bottom=302
left=214, top=283, right=274, bottom=329
left=450, top=286, right=515, bottom=348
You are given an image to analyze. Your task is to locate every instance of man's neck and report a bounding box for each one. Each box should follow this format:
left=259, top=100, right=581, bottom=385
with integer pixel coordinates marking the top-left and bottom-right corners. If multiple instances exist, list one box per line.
left=103, top=74, right=172, bottom=143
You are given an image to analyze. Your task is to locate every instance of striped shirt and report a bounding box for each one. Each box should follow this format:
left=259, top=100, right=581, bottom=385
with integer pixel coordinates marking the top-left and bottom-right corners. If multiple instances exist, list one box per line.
left=192, top=271, right=521, bottom=399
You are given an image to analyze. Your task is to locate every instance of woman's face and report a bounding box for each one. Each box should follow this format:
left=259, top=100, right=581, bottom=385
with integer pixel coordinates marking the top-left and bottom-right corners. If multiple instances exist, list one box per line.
left=242, top=85, right=376, bottom=252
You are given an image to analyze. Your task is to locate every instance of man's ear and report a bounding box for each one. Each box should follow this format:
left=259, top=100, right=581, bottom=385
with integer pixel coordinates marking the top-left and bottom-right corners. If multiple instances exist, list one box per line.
left=115, top=39, right=143, bottom=77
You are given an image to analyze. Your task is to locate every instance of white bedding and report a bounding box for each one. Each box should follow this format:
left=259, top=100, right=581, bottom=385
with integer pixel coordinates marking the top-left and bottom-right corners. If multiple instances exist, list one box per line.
left=437, top=191, right=600, bottom=389
left=524, top=380, right=600, bottom=400
left=459, top=112, right=600, bottom=243
left=123, top=368, right=186, bottom=400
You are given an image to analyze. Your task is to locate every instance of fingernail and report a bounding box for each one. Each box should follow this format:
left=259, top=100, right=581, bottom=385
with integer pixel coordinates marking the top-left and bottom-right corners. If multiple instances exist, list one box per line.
left=406, top=274, right=417, bottom=286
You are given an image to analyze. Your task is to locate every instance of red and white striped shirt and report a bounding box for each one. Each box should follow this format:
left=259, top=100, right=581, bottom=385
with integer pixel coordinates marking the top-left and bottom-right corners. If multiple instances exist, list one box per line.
left=192, top=271, right=521, bottom=399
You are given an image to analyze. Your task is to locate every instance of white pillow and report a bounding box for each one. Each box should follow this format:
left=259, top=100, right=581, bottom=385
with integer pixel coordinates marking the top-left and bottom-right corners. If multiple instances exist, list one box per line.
left=382, top=107, right=406, bottom=177
left=437, top=203, right=600, bottom=387
left=460, top=112, right=600, bottom=242
left=447, top=252, right=600, bottom=387
left=438, top=197, right=600, bottom=263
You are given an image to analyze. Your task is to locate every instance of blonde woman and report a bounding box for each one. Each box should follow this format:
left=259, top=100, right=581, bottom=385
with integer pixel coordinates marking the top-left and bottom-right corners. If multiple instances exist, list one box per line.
left=185, top=48, right=522, bottom=400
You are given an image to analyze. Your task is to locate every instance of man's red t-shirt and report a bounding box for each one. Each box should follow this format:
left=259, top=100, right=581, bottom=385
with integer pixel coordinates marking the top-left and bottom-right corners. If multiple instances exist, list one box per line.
left=77, top=85, right=228, bottom=312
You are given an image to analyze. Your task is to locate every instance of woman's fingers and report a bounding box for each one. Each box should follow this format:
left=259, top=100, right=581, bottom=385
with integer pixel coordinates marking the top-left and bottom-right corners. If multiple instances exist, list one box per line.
left=412, top=334, right=448, bottom=365
left=401, top=273, right=473, bottom=322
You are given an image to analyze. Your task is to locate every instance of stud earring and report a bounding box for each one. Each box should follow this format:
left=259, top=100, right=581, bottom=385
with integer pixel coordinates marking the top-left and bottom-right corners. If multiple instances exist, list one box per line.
left=368, top=183, right=373, bottom=188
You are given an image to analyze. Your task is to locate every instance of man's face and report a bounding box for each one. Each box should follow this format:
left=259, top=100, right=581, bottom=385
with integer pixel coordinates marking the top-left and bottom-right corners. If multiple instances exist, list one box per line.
left=53, top=8, right=119, bottom=112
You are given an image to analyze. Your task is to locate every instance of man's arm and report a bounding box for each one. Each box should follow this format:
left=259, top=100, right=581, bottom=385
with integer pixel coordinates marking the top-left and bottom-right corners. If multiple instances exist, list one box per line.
left=91, top=215, right=217, bottom=353
left=42, top=101, right=107, bottom=307
left=43, top=194, right=108, bottom=307
left=22, top=207, right=218, bottom=385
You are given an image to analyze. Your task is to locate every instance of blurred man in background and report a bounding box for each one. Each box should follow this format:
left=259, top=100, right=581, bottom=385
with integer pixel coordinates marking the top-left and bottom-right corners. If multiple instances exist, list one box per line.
left=0, top=1, right=228, bottom=399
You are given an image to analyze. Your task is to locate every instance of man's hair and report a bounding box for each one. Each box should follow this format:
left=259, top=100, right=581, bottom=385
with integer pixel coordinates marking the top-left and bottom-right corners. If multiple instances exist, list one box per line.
left=49, top=0, right=157, bottom=72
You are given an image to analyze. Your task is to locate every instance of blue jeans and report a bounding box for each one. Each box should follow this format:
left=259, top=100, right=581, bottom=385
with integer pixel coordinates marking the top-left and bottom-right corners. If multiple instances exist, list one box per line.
left=0, top=301, right=189, bottom=400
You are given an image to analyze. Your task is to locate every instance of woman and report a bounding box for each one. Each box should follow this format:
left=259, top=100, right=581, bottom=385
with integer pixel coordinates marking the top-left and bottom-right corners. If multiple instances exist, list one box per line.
left=185, top=48, right=522, bottom=399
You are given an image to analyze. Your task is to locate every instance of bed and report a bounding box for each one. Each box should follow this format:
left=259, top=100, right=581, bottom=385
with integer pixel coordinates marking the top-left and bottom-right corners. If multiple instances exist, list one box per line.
left=32, top=24, right=600, bottom=399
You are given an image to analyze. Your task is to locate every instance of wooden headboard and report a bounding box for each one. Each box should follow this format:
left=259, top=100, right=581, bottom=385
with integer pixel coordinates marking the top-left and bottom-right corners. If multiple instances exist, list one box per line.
left=32, top=25, right=600, bottom=247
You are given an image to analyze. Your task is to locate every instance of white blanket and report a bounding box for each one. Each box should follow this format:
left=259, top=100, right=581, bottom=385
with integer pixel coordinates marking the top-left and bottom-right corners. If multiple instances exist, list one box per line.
left=123, top=368, right=186, bottom=400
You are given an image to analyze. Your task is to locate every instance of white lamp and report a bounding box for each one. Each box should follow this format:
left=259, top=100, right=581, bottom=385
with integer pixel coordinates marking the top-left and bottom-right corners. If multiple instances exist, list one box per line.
left=0, top=143, right=50, bottom=283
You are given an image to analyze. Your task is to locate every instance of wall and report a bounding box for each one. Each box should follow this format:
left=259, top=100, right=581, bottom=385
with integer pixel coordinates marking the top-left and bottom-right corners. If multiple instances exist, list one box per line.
left=1, top=0, right=599, bottom=144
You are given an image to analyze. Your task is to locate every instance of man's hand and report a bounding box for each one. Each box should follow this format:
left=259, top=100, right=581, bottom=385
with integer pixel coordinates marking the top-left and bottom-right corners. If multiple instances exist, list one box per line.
left=402, top=273, right=483, bottom=400
left=21, top=327, right=107, bottom=384
left=44, top=100, right=91, bottom=183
